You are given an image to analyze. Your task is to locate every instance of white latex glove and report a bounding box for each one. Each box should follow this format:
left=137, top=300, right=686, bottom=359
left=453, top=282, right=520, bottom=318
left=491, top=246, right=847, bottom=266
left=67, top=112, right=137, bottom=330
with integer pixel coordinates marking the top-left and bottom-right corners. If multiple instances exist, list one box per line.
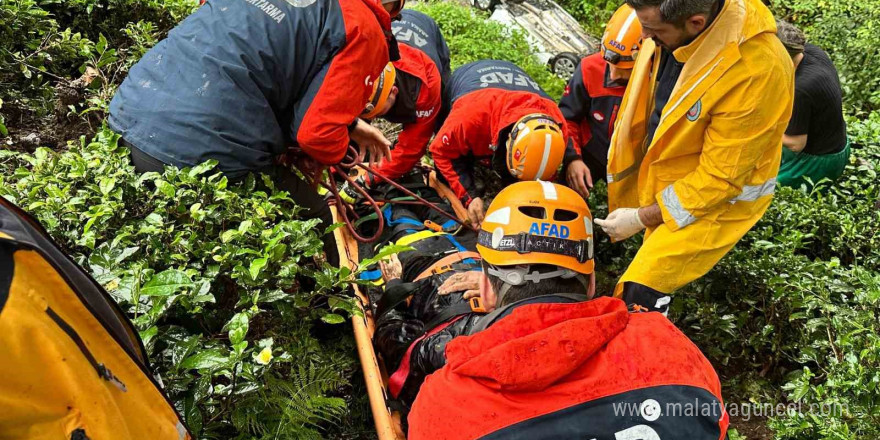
left=594, top=208, right=646, bottom=242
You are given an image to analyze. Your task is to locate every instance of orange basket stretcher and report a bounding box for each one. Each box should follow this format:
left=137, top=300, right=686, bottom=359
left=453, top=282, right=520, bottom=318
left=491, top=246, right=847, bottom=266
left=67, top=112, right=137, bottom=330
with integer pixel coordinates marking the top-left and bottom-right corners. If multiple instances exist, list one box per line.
left=331, top=171, right=468, bottom=440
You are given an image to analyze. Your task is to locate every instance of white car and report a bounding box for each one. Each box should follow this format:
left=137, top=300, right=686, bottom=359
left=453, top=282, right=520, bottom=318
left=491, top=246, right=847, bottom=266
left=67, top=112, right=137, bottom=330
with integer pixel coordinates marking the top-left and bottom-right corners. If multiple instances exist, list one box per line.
left=474, top=0, right=600, bottom=79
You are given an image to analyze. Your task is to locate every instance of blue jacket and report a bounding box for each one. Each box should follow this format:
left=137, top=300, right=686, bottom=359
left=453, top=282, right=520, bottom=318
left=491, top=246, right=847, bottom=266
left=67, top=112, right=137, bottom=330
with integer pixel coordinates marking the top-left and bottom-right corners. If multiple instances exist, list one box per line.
left=392, top=9, right=451, bottom=85
left=446, top=60, right=551, bottom=104
left=109, top=0, right=392, bottom=177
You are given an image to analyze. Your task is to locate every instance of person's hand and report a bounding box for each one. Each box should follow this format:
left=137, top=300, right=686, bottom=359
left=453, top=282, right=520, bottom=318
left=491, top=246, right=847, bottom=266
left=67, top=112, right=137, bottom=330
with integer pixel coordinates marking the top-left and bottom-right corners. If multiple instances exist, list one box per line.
left=566, top=159, right=593, bottom=199
left=594, top=208, right=646, bottom=242
left=378, top=254, right=402, bottom=282
left=350, top=119, right=392, bottom=168
left=438, top=271, right=485, bottom=299
left=467, top=197, right=485, bottom=229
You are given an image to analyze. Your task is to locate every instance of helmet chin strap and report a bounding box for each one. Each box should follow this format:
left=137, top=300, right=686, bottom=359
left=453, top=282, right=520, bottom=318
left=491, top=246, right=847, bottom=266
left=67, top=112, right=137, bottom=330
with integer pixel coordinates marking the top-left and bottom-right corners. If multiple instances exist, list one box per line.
left=487, top=264, right=589, bottom=305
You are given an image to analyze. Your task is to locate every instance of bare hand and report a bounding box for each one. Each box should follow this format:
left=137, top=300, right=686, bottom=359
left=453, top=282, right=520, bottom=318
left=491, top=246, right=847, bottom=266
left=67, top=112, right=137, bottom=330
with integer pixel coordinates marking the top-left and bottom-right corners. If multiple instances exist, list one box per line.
left=350, top=119, right=392, bottom=167
left=438, top=271, right=485, bottom=299
left=378, top=254, right=402, bottom=282
left=467, top=197, right=485, bottom=229
left=566, top=159, right=593, bottom=199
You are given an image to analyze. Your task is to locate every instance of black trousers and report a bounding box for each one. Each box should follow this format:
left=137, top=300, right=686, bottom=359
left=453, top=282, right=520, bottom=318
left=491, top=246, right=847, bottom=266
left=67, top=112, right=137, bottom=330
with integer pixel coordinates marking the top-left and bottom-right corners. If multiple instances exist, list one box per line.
left=620, top=282, right=672, bottom=316
left=126, top=142, right=339, bottom=266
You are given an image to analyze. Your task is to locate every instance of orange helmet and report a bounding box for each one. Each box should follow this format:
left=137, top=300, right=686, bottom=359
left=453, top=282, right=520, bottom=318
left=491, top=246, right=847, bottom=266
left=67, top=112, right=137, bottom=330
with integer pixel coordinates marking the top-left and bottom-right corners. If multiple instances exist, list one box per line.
left=477, top=181, right=594, bottom=275
left=363, top=63, right=396, bottom=119
left=602, top=4, right=642, bottom=69
left=505, top=114, right=565, bottom=181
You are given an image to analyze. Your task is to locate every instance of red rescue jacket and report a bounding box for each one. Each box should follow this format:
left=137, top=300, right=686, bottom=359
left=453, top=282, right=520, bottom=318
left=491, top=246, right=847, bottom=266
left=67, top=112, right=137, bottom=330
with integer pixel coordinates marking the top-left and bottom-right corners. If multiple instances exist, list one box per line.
left=371, top=44, right=443, bottom=182
left=408, top=297, right=729, bottom=440
left=559, top=53, right=626, bottom=179
left=429, top=89, right=566, bottom=206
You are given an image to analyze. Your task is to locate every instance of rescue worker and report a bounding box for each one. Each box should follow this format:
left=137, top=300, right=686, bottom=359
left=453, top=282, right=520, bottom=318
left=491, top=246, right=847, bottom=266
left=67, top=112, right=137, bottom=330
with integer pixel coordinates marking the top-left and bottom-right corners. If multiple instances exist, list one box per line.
left=775, top=20, right=850, bottom=188
left=392, top=9, right=452, bottom=87
left=405, top=182, right=729, bottom=439
left=107, top=0, right=405, bottom=265
left=596, top=0, right=794, bottom=313
left=340, top=9, right=449, bottom=201
left=560, top=4, right=642, bottom=198
left=429, top=60, right=571, bottom=228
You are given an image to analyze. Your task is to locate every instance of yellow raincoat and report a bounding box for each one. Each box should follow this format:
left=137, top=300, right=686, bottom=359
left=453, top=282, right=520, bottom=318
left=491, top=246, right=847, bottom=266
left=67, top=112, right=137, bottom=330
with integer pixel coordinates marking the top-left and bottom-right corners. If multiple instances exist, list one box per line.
left=607, top=0, right=794, bottom=294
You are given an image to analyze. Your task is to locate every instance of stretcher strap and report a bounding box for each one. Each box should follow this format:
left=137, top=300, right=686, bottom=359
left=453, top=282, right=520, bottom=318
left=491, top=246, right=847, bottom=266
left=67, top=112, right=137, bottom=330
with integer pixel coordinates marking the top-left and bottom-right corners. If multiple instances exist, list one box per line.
left=477, top=231, right=593, bottom=262
left=388, top=316, right=462, bottom=398
left=414, top=251, right=482, bottom=282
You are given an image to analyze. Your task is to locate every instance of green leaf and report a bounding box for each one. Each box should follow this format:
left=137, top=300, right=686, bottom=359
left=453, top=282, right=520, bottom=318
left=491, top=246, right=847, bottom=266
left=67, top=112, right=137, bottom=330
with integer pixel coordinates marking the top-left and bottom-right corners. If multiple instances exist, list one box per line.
left=188, top=160, right=218, bottom=177
left=97, top=33, right=108, bottom=54
left=249, top=257, right=267, bottom=280
left=226, top=312, right=249, bottom=346
left=99, top=177, right=116, bottom=195
left=259, top=289, right=289, bottom=304
left=321, top=313, right=346, bottom=325
left=357, top=244, right=414, bottom=269
left=155, top=180, right=176, bottom=198
left=220, top=229, right=240, bottom=243
left=180, top=349, right=228, bottom=370
left=238, top=220, right=252, bottom=234
left=141, top=269, right=194, bottom=296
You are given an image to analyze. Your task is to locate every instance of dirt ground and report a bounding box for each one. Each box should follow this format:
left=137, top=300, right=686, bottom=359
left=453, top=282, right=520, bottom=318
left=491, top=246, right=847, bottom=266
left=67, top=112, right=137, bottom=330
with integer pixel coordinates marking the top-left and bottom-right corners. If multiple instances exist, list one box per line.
left=729, top=413, right=774, bottom=439
left=2, top=103, right=96, bottom=153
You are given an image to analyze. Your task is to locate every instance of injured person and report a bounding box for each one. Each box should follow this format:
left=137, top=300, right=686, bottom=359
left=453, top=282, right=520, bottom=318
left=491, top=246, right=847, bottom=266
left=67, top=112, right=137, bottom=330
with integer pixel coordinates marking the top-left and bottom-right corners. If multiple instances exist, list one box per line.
left=370, top=180, right=730, bottom=439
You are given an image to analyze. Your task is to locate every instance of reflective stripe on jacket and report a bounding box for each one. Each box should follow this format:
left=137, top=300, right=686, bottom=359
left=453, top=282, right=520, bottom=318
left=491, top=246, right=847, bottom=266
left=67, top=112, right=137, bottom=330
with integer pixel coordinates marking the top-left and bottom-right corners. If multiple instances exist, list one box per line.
left=606, top=0, right=794, bottom=293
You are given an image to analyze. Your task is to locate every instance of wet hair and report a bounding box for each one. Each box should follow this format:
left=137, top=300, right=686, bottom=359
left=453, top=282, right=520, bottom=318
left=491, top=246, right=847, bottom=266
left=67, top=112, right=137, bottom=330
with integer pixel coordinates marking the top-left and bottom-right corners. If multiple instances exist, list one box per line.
left=626, top=0, right=720, bottom=26
left=482, top=261, right=588, bottom=307
left=775, top=19, right=806, bottom=58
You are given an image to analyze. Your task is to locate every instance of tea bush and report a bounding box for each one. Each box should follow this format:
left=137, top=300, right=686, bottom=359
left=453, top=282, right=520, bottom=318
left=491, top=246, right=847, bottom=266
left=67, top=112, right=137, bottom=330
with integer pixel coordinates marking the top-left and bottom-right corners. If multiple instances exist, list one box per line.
left=0, top=130, right=373, bottom=439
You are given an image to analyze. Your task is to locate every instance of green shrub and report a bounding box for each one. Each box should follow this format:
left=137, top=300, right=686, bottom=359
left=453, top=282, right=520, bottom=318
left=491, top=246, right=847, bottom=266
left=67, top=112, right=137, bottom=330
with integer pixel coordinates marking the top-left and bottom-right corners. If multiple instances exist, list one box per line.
left=773, top=0, right=880, bottom=112
left=554, top=0, right=618, bottom=37
left=0, top=129, right=370, bottom=439
left=588, top=111, right=880, bottom=439
left=411, top=1, right=565, bottom=99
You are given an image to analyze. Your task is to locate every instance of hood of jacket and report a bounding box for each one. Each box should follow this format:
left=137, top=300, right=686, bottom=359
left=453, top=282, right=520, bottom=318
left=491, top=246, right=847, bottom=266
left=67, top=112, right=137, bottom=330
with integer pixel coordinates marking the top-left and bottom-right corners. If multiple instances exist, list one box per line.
left=361, top=0, right=393, bottom=35
left=443, top=297, right=629, bottom=392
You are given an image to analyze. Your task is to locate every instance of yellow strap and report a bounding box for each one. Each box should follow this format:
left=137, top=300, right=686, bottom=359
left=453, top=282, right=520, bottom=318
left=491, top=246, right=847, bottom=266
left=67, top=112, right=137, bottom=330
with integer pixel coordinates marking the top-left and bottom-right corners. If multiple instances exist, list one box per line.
left=395, top=230, right=446, bottom=247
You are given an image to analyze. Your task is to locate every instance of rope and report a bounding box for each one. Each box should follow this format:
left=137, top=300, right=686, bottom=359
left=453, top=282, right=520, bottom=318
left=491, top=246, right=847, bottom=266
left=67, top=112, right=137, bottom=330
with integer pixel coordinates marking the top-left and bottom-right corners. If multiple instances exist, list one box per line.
left=291, top=144, right=476, bottom=243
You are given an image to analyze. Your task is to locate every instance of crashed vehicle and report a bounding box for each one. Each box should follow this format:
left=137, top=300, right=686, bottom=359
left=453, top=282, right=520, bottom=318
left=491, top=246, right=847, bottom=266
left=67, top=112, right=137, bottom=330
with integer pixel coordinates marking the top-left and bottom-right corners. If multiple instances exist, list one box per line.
left=473, top=0, right=600, bottom=79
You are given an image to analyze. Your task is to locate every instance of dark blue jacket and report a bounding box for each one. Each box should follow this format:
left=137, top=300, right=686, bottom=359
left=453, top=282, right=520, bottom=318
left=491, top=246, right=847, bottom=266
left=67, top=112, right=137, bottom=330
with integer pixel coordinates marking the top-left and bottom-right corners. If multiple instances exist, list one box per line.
left=392, top=9, right=451, bottom=85
left=109, top=0, right=392, bottom=178
left=446, top=60, right=551, bottom=104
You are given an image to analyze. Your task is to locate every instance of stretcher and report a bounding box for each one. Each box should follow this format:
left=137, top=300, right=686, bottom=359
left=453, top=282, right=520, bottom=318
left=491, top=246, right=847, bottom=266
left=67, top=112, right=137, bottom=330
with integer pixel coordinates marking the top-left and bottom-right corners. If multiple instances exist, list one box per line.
left=331, top=171, right=468, bottom=440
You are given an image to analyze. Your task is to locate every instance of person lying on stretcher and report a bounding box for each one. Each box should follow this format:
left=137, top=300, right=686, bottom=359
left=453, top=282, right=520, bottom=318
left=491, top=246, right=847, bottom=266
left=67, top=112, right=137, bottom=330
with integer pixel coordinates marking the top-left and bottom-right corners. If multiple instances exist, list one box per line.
left=373, top=181, right=730, bottom=439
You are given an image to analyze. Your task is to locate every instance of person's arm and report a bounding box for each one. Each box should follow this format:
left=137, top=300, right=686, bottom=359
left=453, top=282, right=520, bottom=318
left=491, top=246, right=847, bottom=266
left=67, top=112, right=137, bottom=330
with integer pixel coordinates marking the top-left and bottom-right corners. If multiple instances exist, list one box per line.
left=429, top=121, right=479, bottom=207
left=293, top=19, right=388, bottom=164
left=782, top=134, right=808, bottom=152
left=783, top=88, right=811, bottom=153
left=655, top=68, right=793, bottom=232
